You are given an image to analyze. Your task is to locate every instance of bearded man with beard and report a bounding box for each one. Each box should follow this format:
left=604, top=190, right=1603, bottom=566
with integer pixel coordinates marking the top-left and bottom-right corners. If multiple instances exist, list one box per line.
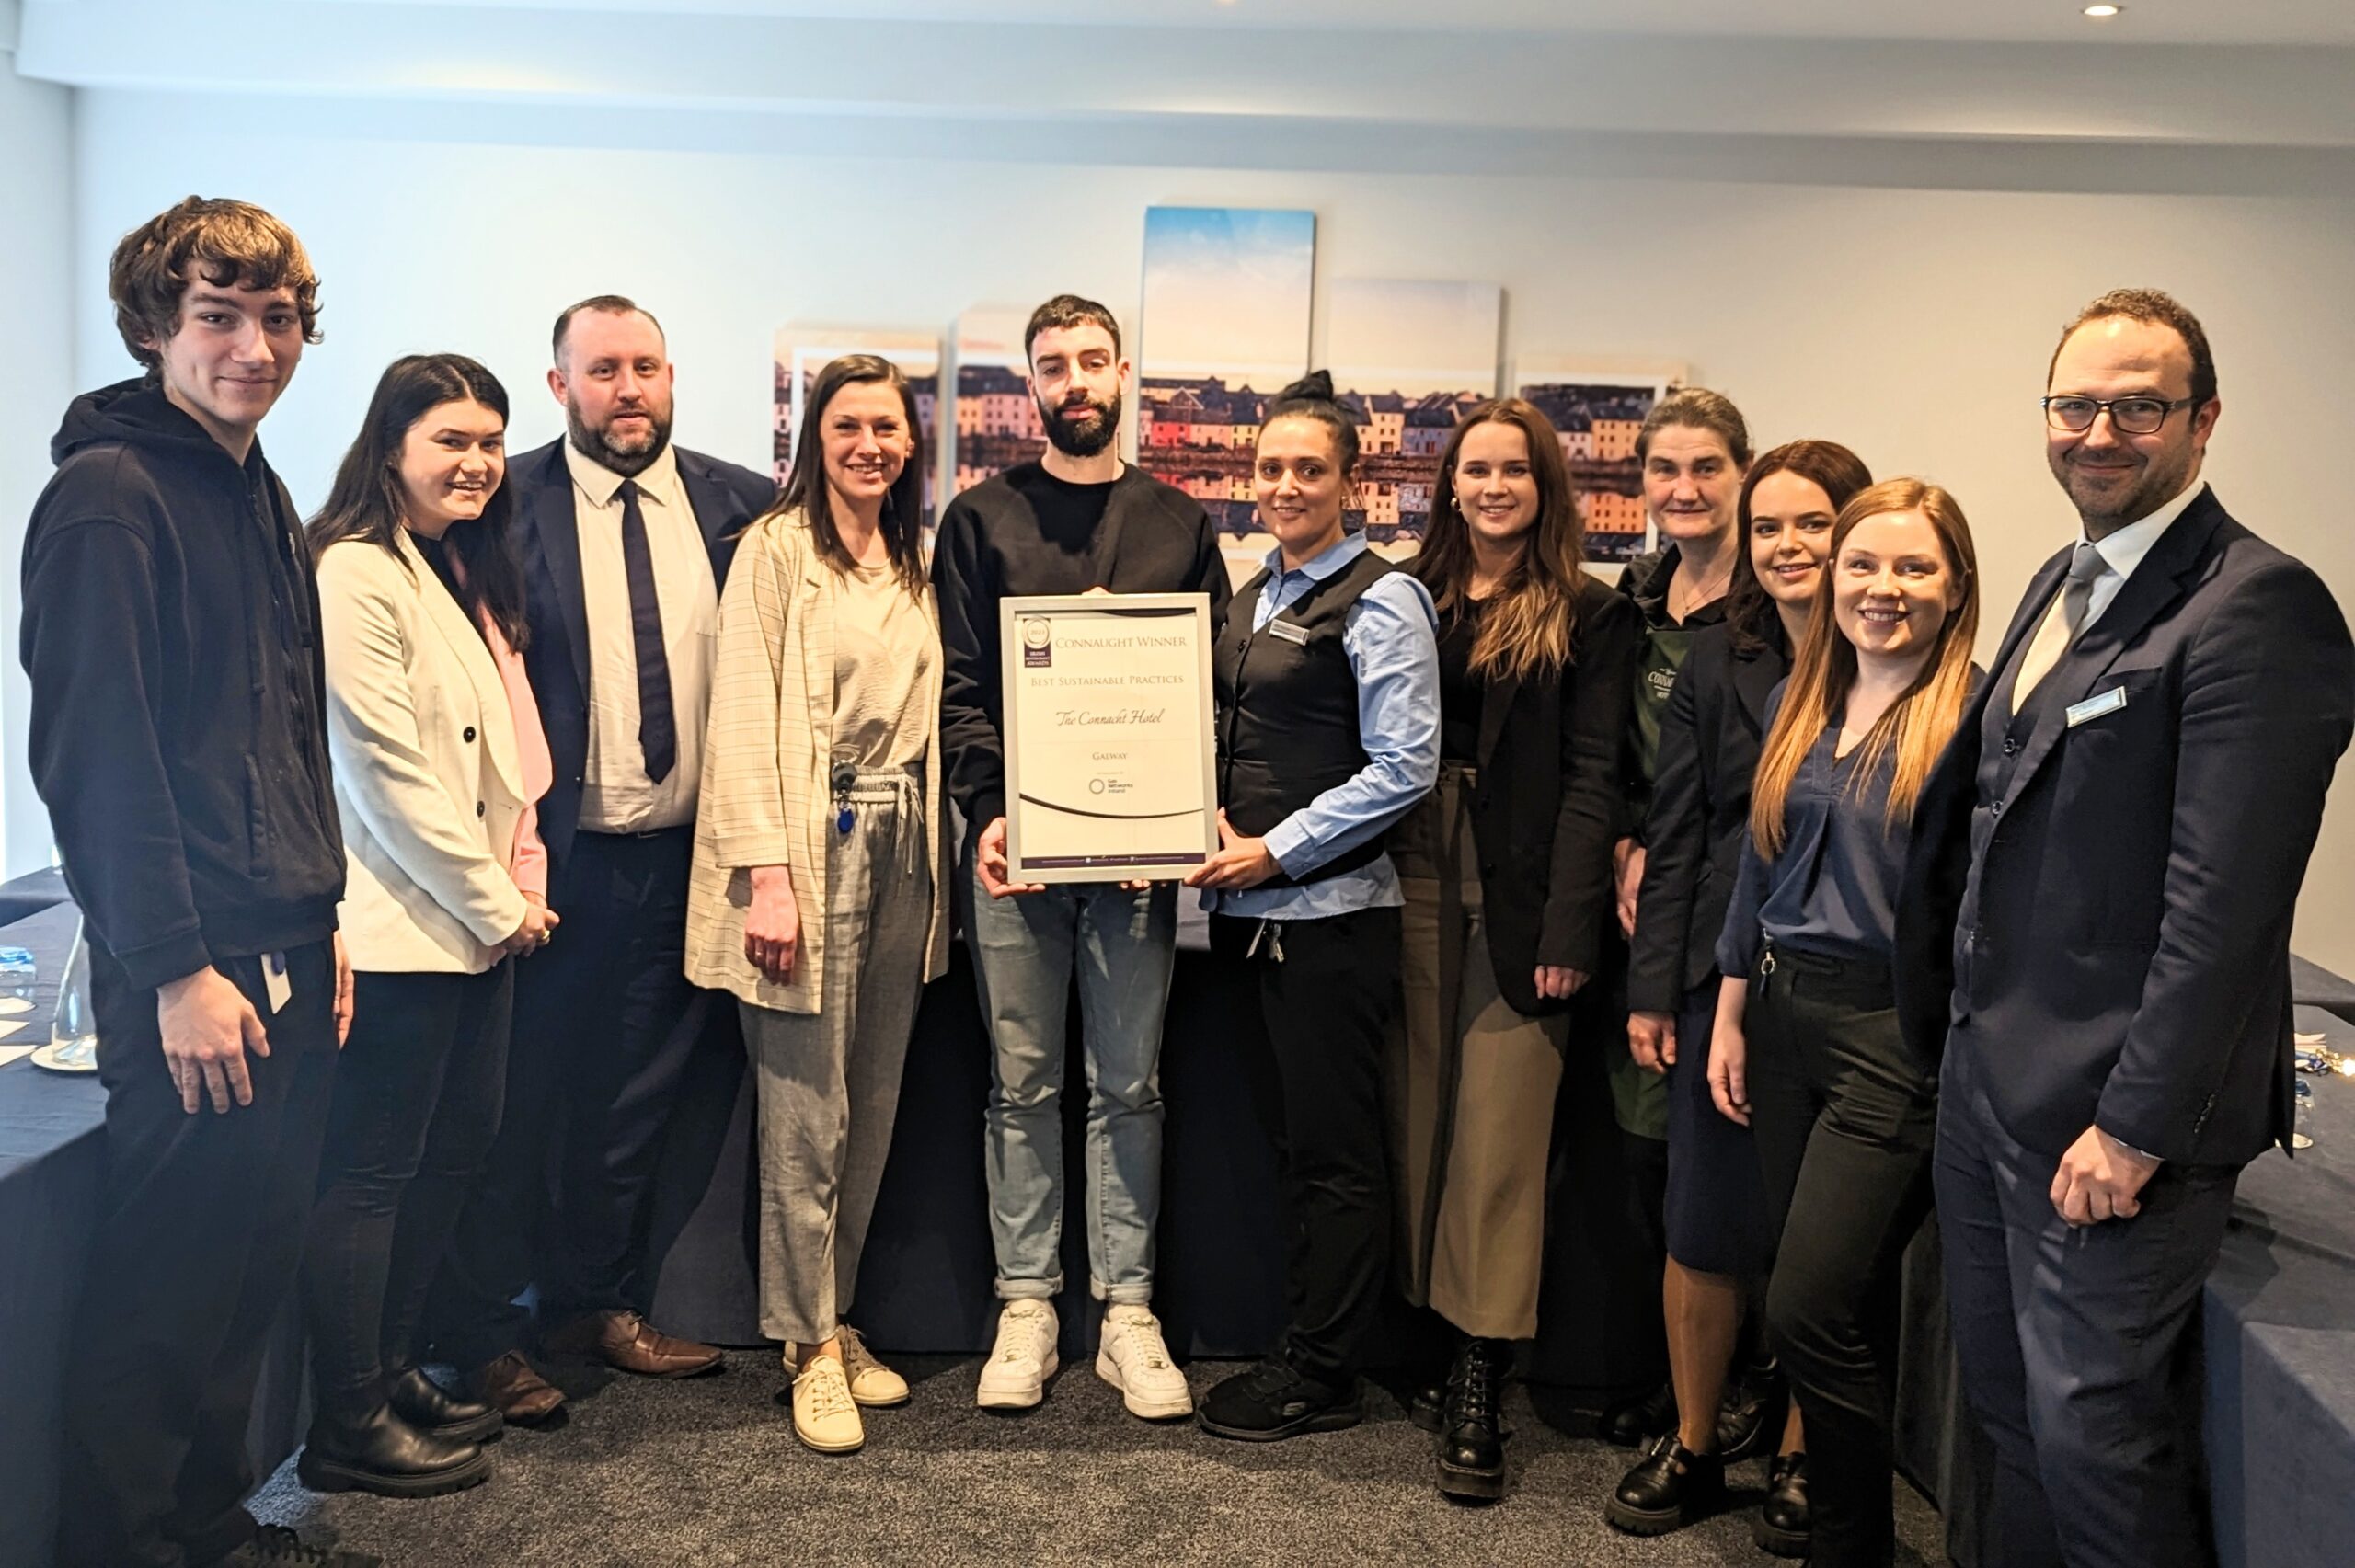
left=933, top=293, right=1230, bottom=1418
left=422, top=297, right=775, bottom=1423
left=1897, top=289, right=2353, bottom=1568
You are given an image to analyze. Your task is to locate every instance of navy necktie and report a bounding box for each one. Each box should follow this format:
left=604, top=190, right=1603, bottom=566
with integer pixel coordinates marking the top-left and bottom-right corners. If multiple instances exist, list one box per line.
left=617, top=479, right=676, bottom=784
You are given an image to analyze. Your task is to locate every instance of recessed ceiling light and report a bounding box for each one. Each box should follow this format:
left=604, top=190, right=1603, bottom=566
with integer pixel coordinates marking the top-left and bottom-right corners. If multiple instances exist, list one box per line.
left=2083, top=4, right=2123, bottom=17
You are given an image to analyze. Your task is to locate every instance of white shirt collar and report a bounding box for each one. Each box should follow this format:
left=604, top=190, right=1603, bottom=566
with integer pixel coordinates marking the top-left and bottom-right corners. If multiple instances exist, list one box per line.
left=564, top=439, right=680, bottom=509
left=2083, top=476, right=2205, bottom=584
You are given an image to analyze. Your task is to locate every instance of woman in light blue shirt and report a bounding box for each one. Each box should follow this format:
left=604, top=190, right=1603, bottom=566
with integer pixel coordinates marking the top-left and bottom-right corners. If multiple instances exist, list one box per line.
left=1186, top=371, right=1440, bottom=1442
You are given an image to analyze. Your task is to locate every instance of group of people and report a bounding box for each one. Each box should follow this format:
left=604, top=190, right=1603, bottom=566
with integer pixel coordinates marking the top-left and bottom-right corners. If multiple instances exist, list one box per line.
left=20, top=193, right=2351, bottom=1568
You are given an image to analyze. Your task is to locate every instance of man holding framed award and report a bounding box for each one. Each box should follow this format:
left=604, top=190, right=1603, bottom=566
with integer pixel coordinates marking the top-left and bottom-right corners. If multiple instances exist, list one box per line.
left=932, top=295, right=1230, bottom=1420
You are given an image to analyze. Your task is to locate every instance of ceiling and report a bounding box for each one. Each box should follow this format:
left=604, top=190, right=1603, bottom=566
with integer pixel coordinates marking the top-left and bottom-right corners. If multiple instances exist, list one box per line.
left=297, top=0, right=2355, bottom=47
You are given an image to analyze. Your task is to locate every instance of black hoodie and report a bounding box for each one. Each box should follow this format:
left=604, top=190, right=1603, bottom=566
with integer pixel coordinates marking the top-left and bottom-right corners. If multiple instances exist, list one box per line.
left=21, top=380, right=344, bottom=990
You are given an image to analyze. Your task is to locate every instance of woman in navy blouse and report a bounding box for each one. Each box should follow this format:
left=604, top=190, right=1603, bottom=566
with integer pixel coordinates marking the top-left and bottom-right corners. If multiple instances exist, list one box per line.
left=1709, top=477, right=1981, bottom=1568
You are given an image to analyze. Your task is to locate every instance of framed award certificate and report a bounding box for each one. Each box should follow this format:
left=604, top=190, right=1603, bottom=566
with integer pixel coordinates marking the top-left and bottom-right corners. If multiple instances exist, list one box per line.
left=1000, top=592, right=1218, bottom=884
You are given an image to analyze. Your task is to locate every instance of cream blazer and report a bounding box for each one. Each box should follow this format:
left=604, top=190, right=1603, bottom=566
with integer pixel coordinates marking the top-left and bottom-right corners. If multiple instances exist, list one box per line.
left=318, top=532, right=534, bottom=974
left=686, top=510, right=950, bottom=1013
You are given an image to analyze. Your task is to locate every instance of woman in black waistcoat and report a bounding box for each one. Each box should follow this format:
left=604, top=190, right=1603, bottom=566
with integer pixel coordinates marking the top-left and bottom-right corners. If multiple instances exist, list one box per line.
left=1390, top=398, right=1637, bottom=1502
left=1609, top=441, right=1873, bottom=1551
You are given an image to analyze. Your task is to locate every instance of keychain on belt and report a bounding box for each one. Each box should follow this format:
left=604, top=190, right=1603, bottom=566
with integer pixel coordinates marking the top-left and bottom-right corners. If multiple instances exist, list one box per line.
left=1246, top=918, right=1287, bottom=964
left=830, top=749, right=858, bottom=836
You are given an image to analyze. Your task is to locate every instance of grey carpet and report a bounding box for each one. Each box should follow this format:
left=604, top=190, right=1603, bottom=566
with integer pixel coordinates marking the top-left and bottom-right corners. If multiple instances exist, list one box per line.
left=253, top=1352, right=1946, bottom=1566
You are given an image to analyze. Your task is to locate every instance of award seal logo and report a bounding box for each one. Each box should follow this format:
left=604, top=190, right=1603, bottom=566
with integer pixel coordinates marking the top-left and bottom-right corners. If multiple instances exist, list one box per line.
left=1021, top=616, right=1053, bottom=668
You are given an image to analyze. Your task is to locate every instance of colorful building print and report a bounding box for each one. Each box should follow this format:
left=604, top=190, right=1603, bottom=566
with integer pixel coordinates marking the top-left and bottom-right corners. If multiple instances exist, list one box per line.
left=1512, top=372, right=1681, bottom=565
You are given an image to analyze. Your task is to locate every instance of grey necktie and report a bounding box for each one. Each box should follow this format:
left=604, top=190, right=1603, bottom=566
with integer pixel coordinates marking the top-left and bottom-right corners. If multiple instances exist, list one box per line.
left=2012, top=542, right=2109, bottom=704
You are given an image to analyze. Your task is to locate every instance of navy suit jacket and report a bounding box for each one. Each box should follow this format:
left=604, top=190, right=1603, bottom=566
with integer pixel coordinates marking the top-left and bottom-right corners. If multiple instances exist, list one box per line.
left=510, top=438, right=776, bottom=870
left=1896, top=486, right=2354, bottom=1164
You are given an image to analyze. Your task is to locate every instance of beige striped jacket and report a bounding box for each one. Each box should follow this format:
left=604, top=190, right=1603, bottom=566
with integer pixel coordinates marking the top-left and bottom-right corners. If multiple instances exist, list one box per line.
left=684, top=509, right=949, bottom=1012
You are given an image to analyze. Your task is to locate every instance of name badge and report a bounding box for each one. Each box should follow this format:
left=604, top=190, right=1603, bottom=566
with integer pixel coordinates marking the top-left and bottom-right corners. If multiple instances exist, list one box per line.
left=2066, top=686, right=2129, bottom=727
left=1265, top=619, right=1310, bottom=647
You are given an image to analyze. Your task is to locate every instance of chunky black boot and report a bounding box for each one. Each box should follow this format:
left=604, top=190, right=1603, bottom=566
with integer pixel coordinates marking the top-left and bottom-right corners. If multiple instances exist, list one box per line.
left=388, top=1366, right=502, bottom=1445
left=1407, top=1379, right=1447, bottom=1435
left=1604, top=1432, right=1726, bottom=1535
left=1755, top=1451, right=1810, bottom=1557
left=1434, top=1338, right=1510, bottom=1502
left=296, top=1401, right=491, bottom=1499
left=1598, top=1380, right=1678, bottom=1447
left=1716, top=1356, right=1787, bottom=1465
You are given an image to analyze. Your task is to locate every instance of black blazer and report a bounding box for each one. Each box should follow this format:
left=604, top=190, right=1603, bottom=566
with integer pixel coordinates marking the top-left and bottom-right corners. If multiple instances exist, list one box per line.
left=1895, top=488, right=2354, bottom=1164
left=1463, top=575, right=1639, bottom=1016
left=1626, top=623, right=1787, bottom=1015
left=511, top=438, right=776, bottom=869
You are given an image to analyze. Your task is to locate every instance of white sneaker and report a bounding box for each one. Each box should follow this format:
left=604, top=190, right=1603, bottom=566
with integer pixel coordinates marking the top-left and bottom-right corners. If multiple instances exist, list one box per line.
left=1096, top=1305, right=1193, bottom=1419
left=975, top=1300, right=1060, bottom=1410
left=839, top=1325, right=909, bottom=1408
left=790, top=1354, right=865, bottom=1453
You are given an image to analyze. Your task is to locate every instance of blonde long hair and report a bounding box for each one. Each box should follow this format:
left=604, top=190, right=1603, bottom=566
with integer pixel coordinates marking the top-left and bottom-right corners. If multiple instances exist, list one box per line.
left=1748, top=477, right=1979, bottom=856
left=1413, top=398, right=1584, bottom=682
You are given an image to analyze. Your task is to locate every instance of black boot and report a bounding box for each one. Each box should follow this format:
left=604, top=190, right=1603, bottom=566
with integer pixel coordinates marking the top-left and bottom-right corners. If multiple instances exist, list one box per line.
left=1755, top=1451, right=1810, bottom=1558
left=1716, top=1356, right=1787, bottom=1465
left=1407, top=1379, right=1447, bottom=1435
left=1434, top=1338, right=1510, bottom=1503
left=388, top=1366, right=502, bottom=1445
left=1598, top=1380, right=1678, bottom=1447
left=297, top=1400, right=491, bottom=1499
left=1604, top=1432, right=1725, bottom=1535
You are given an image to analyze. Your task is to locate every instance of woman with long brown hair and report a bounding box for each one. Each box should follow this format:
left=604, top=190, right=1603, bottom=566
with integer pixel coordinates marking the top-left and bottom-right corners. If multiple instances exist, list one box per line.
left=685, top=354, right=950, bottom=1455
left=1610, top=440, right=1874, bottom=1551
left=1394, top=398, right=1637, bottom=1501
left=1708, top=477, right=1981, bottom=1567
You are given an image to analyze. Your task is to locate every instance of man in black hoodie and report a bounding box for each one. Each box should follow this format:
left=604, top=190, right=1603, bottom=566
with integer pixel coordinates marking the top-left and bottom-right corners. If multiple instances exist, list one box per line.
left=21, top=198, right=372, bottom=1568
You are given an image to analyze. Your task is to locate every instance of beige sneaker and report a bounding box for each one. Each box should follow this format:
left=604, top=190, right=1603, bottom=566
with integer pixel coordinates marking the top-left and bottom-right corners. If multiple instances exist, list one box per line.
left=1097, top=1305, right=1193, bottom=1419
left=840, top=1325, right=909, bottom=1408
left=790, top=1354, right=865, bottom=1453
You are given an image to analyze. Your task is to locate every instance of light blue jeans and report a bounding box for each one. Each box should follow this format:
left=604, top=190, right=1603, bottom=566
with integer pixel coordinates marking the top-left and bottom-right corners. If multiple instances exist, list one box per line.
left=964, top=849, right=1177, bottom=1304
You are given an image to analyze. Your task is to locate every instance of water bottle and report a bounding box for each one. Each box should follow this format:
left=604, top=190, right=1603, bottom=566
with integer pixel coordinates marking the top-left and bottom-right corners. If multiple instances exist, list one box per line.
left=2292, top=1075, right=2316, bottom=1150
left=0, top=945, right=34, bottom=1008
left=51, top=930, right=97, bottom=1068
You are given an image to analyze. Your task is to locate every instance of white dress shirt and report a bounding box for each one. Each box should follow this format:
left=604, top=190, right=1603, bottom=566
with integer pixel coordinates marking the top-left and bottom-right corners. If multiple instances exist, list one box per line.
left=2076, top=475, right=2206, bottom=632
left=566, top=441, right=718, bottom=832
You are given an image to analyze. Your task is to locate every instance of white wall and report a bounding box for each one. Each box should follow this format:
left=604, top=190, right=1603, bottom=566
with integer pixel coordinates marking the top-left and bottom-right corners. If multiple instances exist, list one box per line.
left=67, top=89, right=2355, bottom=968
left=0, top=49, right=73, bottom=877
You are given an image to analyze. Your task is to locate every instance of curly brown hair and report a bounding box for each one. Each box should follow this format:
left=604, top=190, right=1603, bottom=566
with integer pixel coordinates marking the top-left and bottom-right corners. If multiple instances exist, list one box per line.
left=109, top=197, right=321, bottom=372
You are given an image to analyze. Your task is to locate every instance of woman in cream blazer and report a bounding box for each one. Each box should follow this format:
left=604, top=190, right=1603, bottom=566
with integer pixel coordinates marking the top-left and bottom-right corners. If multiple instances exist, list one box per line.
left=299, top=356, right=553, bottom=1500
left=686, top=355, right=948, bottom=1455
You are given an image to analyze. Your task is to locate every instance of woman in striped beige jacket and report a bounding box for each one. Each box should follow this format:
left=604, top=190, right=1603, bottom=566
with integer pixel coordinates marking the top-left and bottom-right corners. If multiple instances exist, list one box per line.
left=685, top=354, right=949, bottom=1455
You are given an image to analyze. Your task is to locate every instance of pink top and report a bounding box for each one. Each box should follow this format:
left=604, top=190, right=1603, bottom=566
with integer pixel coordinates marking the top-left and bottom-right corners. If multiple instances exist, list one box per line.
left=481, top=612, right=554, bottom=898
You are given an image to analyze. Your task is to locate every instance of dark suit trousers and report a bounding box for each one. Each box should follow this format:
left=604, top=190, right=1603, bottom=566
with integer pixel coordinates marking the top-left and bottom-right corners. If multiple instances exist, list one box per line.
left=58, top=942, right=340, bottom=1568
left=304, top=964, right=511, bottom=1410
left=426, top=827, right=716, bottom=1367
left=1745, top=947, right=1936, bottom=1568
left=1210, top=908, right=1397, bottom=1385
left=1936, top=1031, right=2239, bottom=1568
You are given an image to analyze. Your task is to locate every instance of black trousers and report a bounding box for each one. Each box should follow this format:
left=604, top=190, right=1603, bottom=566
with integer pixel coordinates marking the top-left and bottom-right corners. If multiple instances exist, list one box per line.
left=1744, top=945, right=1936, bottom=1568
left=58, top=940, right=340, bottom=1568
left=1210, top=907, right=1397, bottom=1385
left=1936, top=1031, right=2238, bottom=1568
left=303, top=964, right=512, bottom=1411
left=426, top=827, right=717, bottom=1368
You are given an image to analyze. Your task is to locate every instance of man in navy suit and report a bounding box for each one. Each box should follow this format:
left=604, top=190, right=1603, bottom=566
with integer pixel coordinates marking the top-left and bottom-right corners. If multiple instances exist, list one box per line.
left=426, top=297, right=775, bottom=1418
left=1898, top=290, right=2353, bottom=1568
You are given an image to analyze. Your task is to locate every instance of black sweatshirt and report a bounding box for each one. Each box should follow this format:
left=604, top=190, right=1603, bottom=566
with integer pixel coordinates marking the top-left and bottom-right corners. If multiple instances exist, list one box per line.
left=21, top=381, right=344, bottom=990
left=931, top=461, right=1231, bottom=828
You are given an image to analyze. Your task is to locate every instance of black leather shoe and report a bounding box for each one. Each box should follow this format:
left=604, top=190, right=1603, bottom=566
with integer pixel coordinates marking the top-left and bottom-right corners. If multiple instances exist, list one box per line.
left=389, top=1367, right=502, bottom=1445
left=1599, top=1380, right=1678, bottom=1447
left=1196, top=1360, right=1362, bottom=1441
left=1604, top=1432, right=1725, bottom=1535
left=1407, top=1379, right=1447, bottom=1435
left=1435, top=1338, right=1511, bottom=1503
left=1716, top=1359, right=1786, bottom=1465
left=296, top=1402, right=491, bottom=1499
left=1755, top=1451, right=1810, bottom=1558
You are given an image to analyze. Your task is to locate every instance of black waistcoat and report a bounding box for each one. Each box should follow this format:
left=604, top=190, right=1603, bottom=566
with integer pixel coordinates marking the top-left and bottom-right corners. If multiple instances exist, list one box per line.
left=1212, top=546, right=1402, bottom=887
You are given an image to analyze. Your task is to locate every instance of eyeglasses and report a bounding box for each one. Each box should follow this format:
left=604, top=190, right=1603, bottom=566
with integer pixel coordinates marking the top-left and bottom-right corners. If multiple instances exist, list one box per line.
left=2041, top=395, right=2197, bottom=435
